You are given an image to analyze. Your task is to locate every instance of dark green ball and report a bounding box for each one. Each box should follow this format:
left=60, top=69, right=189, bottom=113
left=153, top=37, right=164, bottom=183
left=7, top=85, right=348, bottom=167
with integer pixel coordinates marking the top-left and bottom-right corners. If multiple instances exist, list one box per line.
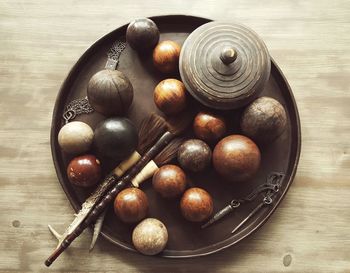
left=93, top=117, right=138, bottom=160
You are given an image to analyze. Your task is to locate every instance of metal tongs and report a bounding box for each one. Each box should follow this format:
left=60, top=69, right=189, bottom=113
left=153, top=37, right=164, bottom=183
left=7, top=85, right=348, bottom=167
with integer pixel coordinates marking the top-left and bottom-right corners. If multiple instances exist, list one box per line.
left=201, top=172, right=285, bottom=231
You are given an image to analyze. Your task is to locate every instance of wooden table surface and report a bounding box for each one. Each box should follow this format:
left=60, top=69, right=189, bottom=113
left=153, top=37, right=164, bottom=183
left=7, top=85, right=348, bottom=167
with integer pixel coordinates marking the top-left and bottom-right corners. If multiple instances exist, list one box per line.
left=1, top=0, right=349, bottom=272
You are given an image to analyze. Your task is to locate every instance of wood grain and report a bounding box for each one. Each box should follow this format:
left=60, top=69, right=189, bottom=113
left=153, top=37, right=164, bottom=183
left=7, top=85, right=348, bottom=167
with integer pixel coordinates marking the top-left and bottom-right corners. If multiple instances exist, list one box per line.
left=0, top=0, right=349, bottom=272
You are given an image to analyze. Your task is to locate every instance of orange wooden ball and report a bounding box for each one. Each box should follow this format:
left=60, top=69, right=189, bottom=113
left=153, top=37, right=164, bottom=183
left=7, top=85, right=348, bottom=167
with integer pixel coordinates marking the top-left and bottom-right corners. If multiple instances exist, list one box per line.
left=193, top=111, right=227, bottom=143
left=153, top=40, right=181, bottom=73
left=154, top=79, right=187, bottom=115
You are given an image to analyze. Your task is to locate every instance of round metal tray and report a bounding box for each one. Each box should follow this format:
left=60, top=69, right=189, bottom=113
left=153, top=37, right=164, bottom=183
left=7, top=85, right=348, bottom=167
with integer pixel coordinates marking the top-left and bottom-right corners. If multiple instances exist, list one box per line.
left=51, top=15, right=301, bottom=258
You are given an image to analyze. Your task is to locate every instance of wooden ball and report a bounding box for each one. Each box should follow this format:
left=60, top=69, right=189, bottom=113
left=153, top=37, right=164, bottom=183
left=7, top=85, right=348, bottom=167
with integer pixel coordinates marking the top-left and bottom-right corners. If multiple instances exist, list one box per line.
left=193, top=112, right=227, bottom=143
left=213, top=135, right=261, bottom=182
left=58, top=121, right=93, bottom=154
left=154, top=79, right=187, bottom=115
left=93, top=117, right=138, bottom=160
left=241, top=96, right=287, bottom=143
left=152, top=165, right=187, bottom=199
left=67, top=155, right=101, bottom=187
left=114, top=188, right=148, bottom=223
left=180, top=188, right=213, bottom=222
left=132, top=218, right=168, bottom=255
left=126, top=18, right=160, bottom=51
left=87, top=69, right=133, bottom=116
left=153, top=40, right=181, bottom=73
left=177, top=139, right=212, bottom=172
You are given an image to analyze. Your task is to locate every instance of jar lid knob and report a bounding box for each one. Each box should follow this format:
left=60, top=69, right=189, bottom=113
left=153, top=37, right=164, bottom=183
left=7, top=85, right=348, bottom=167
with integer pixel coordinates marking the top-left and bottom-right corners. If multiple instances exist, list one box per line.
left=220, top=47, right=237, bottom=65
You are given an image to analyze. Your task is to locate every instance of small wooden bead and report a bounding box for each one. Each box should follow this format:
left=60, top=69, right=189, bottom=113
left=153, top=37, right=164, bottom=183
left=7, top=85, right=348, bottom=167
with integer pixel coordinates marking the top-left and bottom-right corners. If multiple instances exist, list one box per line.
left=114, top=188, right=148, bottom=224
left=67, top=155, right=101, bottom=187
left=193, top=112, right=227, bottom=143
left=180, top=188, right=213, bottom=222
left=153, top=79, right=187, bottom=115
left=152, top=165, right=187, bottom=199
left=153, top=40, right=181, bottom=73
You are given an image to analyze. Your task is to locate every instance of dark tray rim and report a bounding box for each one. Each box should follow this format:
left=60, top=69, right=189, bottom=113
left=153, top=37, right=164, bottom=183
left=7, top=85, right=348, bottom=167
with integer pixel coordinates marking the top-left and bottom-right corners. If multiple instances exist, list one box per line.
left=50, top=14, right=301, bottom=258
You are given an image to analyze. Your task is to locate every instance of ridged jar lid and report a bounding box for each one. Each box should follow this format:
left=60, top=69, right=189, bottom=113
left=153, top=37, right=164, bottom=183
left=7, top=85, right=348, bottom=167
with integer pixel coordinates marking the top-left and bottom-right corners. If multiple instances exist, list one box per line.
left=179, top=22, right=271, bottom=110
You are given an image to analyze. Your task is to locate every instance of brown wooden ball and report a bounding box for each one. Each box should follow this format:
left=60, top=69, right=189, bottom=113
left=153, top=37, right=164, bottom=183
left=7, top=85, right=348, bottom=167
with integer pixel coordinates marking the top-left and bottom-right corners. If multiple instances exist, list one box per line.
left=67, top=155, right=101, bottom=187
left=193, top=112, right=227, bottom=143
left=180, top=187, right=213, bottom=222
left=153, top=40, right=181, bottom=73
left=126, top=18, right=160, bottom=51
left=177, top=139, right=212, bottom=172
left=213, top=135, right=261, bottom=182
left=87, top=69, right=133, bottom=116
left=114, top=188, right=149, bottom=224
left=153, top=79, right=187, bottom=115
left=152, top=165, right=187, bottom=199
left=240, top=96, right=287, bottom=143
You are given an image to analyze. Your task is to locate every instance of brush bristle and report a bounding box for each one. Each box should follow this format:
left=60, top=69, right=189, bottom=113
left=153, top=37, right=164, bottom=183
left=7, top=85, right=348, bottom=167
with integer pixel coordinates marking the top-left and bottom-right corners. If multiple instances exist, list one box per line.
left=138, top=113, right=168, bottom=154
left=166, top=109, right=195, bottom=136
left=154, top=138, right=184, bottom=166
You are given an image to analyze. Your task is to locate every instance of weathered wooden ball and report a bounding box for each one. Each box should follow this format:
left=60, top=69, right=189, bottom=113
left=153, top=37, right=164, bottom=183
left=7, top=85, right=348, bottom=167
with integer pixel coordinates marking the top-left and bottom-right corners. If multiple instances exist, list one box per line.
left=87, top=69, right=133, bottom=116
left=180, top=187, right=213, bottom=222
left=67, top=155, right=101, bottom=187
left=132, top=218, right=168, bottom=255
left=177, top=139, right=212, bottom=172
left=93, top=117, right=138, bottom=160
left=152, top=164, right=187, bottom=199
left=240, top=96, right=287, bottom=143
left=193, top=112, right=227, bottom=143
left=114, top=188, right=148, bottom=224
left=58, top=121, right=94, bottom=154
left=153, top=79, right=187, bottom=115
left=213, top=135, right=261, bottom=182
left=153, top=40, right=181, bottom=73
left=126, top=18, right=160, bottom=51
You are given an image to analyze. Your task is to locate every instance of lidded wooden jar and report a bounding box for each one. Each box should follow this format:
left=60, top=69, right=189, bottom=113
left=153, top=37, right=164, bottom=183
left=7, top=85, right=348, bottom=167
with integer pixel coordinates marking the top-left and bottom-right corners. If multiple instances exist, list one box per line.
left=179, top=22, right=271, bottom=110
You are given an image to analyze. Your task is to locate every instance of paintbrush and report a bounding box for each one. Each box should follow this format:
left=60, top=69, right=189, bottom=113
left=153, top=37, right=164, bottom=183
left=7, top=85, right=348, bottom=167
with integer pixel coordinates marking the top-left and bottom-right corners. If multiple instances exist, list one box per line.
left=47, top=113, right=167, bottom=255
left=45, top=110, right=194, bottom=266
left=89, top=138, right=184, bottom=250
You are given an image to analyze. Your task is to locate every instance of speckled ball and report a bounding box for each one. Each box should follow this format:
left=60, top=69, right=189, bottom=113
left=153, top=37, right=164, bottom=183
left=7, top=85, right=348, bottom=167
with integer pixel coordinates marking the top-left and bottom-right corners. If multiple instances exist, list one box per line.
left=177, top=139, right=212, bottom=172
left=240, top=96, right=287, bottom=143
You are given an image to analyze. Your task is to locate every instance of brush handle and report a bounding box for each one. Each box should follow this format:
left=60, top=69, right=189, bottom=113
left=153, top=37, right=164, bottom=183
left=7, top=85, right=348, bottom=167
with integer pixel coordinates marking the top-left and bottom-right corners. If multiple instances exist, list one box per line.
left=45, top=131, right=174, bottom=266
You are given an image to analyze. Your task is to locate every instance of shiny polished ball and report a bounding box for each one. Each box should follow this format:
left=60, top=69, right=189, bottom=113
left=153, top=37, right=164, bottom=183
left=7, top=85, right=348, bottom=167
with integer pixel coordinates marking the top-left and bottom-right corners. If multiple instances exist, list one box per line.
left=193, top=111, right=227, bottom=143
left=213, top=135, right=261, bottom=182
left=132, top=218, right=168, bottom=255
left=153, top=79, right=187, bottom=115
left=152, top=164, right=187, bottom=199
left=153, top=40, right=181, bottom=73
left=126, top=18, right=160, bottom=51
left=114, top=188, right=148, bottom=224
left=93, top=117, right=138, bottom=160
left=67, top=155, right=101, bottom=187
left=177, top=139, right=212, bottom=172
left=58, top=121, right=94, bottom=154
left=180, top=187, right=213, bottom=222
left=240, top=96, right=287, bottom=143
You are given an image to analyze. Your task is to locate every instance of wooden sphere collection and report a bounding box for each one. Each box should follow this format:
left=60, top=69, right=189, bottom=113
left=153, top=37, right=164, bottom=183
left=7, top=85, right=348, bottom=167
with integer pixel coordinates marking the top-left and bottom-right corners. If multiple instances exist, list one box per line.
left=126, top=18, right=160, bottom=51
left=193, top=111, right=227, bottom=143
left=153, top=40, right=181, bottom=74
left=180, top=187, right=213, bottom=222
left=67, top=155, right=101, bottom=187
left=152, top=164, right=187, bottom=199
left=87, top=69, right=133, bottom=116
left=93, top=117, right=138, bottom=160
left=213, top=135, right=261, bottom=182
left=241, top=96, right=287, bottom=143
left=177, top=139, right=212, bottom=172
left=58, top=121, right=93, bottom=154
left=153, top=79, right=187, bottom=115
left=132, top=218, right=168, bottom=255
left=114, top=188, right=149, bottom=224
